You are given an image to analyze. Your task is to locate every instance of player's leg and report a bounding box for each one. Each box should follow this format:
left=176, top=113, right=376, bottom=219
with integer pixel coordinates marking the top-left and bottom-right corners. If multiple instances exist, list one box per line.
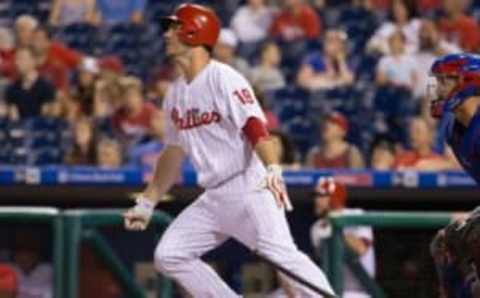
left=223, top=189, right=335, bottom=297
left=154, top=194, right=239, bottom=297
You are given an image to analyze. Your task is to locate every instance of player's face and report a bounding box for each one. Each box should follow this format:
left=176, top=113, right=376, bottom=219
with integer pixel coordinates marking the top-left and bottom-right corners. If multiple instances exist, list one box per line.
left=429, top=74, right=458, bottom=101
left=163, top=22, right=190, bottom=58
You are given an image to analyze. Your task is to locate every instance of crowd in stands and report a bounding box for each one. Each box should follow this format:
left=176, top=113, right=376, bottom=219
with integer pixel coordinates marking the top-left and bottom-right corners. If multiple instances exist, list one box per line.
left=1, top=0, right=478, bottom=172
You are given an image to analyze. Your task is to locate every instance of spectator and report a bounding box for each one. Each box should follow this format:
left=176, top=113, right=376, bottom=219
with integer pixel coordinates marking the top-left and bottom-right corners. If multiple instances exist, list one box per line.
left=96, top=138, right=123, bottom=168
left=297, top=29, right=354, bottom=91
left=73, top=57, right=100, bottom=115
left=437, top=0, right=480, bottom=52
left=367, top=0, right=421, bottom=55
left=376, top=30, right=417, bottom=90
left=256, top=87, right=280, bottom=131
left=112, top=76, right=157, bottom=147
left=394, top=117, right=453, bottom=170
left=49, top=0, right=97, bottom=26
left=14, top=15, right=38, bottom=48
left=214, top=29, right=251, bottom=79
left=0, top=28, right=15, bottom=82
left=32, top=26, right=83, bottom=89
left=310, top=178, right=376, bottom=298
left=5, top=47, right=55, bottom=120
left=269, top=0, right=321, bottom=42
left=250, top=42, right=286, bottom=93
left=370, top=135, right=396, bottom=170
left=412, top=19, right=460, bottom=99
left=128, top=110, right=164, bottom=170
left=64, top=117, right=97, bottom=165
left=230, top=0, right=275, bottom=43
left=96, top=0, right=146, bottom=25
left=306, top=111, right=365, bottom=169
left=270, top=130, right=301, bottom=170
left=11, top=232, right=53, bottom=298
left=0, top=264, right=17, bottom=298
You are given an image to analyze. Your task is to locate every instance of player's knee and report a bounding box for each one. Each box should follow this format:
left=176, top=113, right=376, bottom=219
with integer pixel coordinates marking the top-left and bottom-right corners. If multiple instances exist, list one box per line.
left=154, top=244, right=184, bottom=275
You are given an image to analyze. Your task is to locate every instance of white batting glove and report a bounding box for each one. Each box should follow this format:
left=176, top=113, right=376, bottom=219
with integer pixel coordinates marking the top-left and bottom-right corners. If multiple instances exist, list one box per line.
left=123, top=194, right=155, bottom=231
left=260, top=164, right=293, bottom=211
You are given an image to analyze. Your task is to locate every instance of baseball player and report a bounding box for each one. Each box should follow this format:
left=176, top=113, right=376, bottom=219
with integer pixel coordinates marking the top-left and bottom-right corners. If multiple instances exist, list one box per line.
left=429, top=53, right=480, bottom=184
left=123, top=4, right=335, bottom=298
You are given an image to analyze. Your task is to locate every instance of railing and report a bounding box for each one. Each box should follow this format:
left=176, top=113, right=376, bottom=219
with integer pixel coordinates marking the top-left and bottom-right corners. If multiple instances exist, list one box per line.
left=0, top=207, right=173, bottom=298
left=325, top=211, right=453, bottom=297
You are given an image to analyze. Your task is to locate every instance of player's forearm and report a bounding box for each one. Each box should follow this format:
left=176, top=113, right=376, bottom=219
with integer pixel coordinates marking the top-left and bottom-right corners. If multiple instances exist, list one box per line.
left=254, top=137, right=280, bottom=166
left=143, top=145, right=185, bottom=204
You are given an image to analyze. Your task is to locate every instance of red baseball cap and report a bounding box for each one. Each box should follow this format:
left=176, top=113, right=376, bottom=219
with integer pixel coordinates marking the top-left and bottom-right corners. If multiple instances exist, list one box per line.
left=326, top=111, right=349, bottom=132
left=98, top=56, right=124, bottom=74
left=314, top=177, right=347, bottom=210
left=0, top=264, right=17, bottom=293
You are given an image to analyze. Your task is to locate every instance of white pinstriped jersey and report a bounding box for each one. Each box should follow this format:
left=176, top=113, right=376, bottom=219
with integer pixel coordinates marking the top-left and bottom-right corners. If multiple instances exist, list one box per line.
left=163, top=60, right=267, bottom=189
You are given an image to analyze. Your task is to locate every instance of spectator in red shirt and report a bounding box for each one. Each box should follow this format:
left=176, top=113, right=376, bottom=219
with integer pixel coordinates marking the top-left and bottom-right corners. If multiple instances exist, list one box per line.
left=437, top=0, right=480, bottom=52
left=269, top=0, right=322, bottom=42
left=32, top=26, right=83, bottom=89
left=0, top=264, right=17, bottom=298
left=306, top=111, right=365, bottom=169
left=112, top=76, right=157, bottom=147
left=394, top=117, right=454, bottom=170
left=0, top=28, right=14, bottom=82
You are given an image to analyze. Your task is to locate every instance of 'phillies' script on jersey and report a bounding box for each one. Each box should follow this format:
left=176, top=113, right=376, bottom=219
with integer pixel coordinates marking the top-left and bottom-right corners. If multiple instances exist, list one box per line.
left=171, top=107, right=222, bottom=130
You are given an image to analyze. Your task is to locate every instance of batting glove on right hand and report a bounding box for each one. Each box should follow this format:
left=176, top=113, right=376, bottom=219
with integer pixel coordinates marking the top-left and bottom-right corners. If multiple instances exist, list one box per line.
left=260, top=164, right=293, bottom=211
left=123, top=194, right=155, bottom=231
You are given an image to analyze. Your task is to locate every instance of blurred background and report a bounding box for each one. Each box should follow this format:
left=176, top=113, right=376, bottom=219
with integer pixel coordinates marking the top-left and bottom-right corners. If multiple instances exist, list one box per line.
left=0, top=0, right=480, bottom=297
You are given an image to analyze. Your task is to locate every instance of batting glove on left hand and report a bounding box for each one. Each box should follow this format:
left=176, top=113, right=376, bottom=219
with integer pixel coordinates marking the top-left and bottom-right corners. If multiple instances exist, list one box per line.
left=260, top=164, right=293, bottom=211
left=123, top=194, right=155, bottom=231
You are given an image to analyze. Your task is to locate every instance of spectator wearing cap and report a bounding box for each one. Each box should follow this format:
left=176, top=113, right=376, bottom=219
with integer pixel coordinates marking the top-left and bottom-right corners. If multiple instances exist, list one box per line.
left=49, top=0, right=97, bottom=26
left=310, top=178, right=375, bottom=298
left=376, top=30, right=417, bottom=91
left=306, top=112, right=365, bottom=169
left=437, top=0, right=480, bottom=52
left=0, top=264, right=17, bottom=298
left=96, top=0, right=146, bottom=25
left=394, top=117, right=457, bottom=170
left=214, top=29, right=251, bottom=79
left=73, top=57, right=100, bottom=115
left=367, top=0, right=421, bottom=55
left=14, top=15, right=38, bottom=48
left=269, top=0, right=321, bottom=42
left=112, top=76, right=157, bottom=148
left=250, top=42, right=286, bottom=93
left=230, top=0, right=276, bottom=43
left=297, top=29, right=354, bottom=91
left=4, top=47, right=55, bottom=120
left=32, top=26, right=84, bottom=89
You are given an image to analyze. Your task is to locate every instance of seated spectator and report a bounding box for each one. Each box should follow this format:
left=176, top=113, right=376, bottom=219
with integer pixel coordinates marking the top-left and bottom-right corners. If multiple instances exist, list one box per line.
left=14, top=15, right=38, bottom=48
left=370, top=135, right=396, bottom=170
left=214, top=29, right=251, bottom=79
left=230, top=0, right=275, bottom=43
left=49, top=0, right=97, bottom=26
left=367, top=0, right=421, bottom=55
left=96, top=0, right=146, bottom=25
left=32, top=26, right=84, bottom=89
left=250, top=42, right=285, bottom=93
left=11, top=232, right=53, bottom=298
left=297, top=30, right=354, bottom=91
left=128, top=110, right=164, bottom=170
left=412, top=19, right=460, bottom=99
left=64, top=117, right=96, bottom=165
left=394, top=117, right=453, bottom=170
left=270, top=130, right=301, bottom=170
left=437, top=0, right=480, bottom=52
left=97, top=138, right=123, bottom=168
left=256, top=87, right=280, bottom=131
left=0, top=264, right=17, bottom=298
left=5, top=47, right=55, bottom=120
left=112, top=76, right=157, bottom=147
left=376, top=30, right=417, bottom=90
left=269, top=0, right=321, bottom=42
left=306, top=111, right=365, bottom=169
left=73, top=57, right=100, bottom=115
left=0, top=28, right=15, bottom=82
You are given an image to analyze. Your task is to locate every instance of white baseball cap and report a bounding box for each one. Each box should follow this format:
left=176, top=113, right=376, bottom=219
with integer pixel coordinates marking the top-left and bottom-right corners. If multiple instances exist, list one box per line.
left=80, top=57, right=99, bottom=74
left=218, top=28, right=238, bottom=48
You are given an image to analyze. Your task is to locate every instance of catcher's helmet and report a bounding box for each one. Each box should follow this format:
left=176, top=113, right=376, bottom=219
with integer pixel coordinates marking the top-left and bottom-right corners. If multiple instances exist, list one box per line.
left=161, top=4, right=221, bottom=48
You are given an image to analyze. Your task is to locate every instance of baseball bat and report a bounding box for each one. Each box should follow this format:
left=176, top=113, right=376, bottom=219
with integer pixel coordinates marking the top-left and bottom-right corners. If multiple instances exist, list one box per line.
left=255, top=251, right=338, bottom=298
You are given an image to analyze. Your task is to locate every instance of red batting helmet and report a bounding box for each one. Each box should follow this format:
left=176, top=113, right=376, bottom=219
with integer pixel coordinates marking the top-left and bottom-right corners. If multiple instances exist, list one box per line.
left=314, top=177, right=347, bottom=210
left=160, top=4, right=221, bottom=48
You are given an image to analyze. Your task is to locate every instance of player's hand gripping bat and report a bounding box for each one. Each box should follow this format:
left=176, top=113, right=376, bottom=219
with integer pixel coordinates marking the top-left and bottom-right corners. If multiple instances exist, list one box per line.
left=123, top=194, right=155, bottom=231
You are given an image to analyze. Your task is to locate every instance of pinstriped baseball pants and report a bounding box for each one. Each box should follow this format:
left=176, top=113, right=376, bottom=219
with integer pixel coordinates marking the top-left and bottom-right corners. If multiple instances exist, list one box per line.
left=154, top=187, right=335, bottom=297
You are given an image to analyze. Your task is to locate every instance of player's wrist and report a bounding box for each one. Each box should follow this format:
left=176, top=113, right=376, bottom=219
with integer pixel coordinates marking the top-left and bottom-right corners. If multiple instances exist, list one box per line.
left=133, top=195, right=155, bottom=218
left=267, top=164, right=283, bottom=176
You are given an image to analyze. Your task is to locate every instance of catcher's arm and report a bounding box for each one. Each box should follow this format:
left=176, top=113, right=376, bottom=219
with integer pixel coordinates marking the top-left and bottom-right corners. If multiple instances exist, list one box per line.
left=123, top=145, right=185, bottom=230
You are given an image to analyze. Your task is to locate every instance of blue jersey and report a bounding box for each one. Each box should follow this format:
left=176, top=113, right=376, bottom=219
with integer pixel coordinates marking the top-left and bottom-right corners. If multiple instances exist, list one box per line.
left=445, top=107, right=480, bottom=184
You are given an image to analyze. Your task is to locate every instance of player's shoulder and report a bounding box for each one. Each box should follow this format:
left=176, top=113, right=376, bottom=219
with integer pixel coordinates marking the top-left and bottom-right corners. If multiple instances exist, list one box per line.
left=210, top=59, right=248, bottom=82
